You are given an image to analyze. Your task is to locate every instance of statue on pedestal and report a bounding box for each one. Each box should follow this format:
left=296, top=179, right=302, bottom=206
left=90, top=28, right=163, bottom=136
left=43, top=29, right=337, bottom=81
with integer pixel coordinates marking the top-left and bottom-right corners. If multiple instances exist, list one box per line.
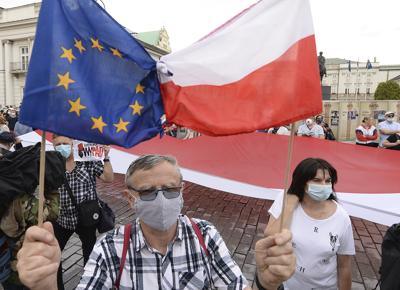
left=318, top=51, right=327, bottom=81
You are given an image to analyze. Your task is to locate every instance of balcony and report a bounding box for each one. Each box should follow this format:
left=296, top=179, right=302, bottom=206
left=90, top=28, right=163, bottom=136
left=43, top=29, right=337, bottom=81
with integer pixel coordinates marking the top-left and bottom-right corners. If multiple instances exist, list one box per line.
left=10, top=62, right=28, bottom=74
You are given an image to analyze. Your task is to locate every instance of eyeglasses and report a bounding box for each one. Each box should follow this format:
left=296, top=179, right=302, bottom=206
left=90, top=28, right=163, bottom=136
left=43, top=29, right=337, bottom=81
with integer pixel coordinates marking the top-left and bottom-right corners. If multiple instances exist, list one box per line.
left=387, top=114, right=395, bottom=118
left=128, top=185, right=182, bottom=201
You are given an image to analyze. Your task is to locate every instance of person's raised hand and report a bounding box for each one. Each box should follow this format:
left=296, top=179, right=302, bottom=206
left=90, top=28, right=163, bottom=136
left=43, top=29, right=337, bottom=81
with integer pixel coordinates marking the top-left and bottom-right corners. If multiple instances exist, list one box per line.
left=17, top=222, right=60, bottom=290
left=255, top=229, right=296, bottom=289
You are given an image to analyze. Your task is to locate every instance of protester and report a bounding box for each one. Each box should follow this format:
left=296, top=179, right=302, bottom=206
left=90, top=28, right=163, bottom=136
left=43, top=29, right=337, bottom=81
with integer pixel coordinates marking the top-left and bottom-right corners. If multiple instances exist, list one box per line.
left=51, top=135, right=114, bottom=290
left=316, top=115, right=335, bottom=140
left=13, top=121, right=33, bottom=137
left=0, top=150, right=65, bottom=290
left=267, top=125, right=290, bottom=135
left=175, top=126, right=200, bottom=139
left=5, top=108, right=18, bottom=132
left=17, top=154, right=296, bottom=290
left=377, top=111, right=400, bottom=147
left=0, top=115, right=10, bottom=133
left=382, top=132, right=400, bottom=150
left=297, top=118, right=325, bottom=139
left=266, top=158, right=355, bottom=290
left=355, top=117, right=379, bottom=147
left=0, top=132, right=22, bottom=157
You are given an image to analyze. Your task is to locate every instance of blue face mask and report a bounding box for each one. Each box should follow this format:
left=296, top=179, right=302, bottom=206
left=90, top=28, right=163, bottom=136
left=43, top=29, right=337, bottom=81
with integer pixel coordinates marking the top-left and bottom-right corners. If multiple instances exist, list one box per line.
left=55, top=144, right=72, bottom=159
left=306, top=183, right=332, bottom=201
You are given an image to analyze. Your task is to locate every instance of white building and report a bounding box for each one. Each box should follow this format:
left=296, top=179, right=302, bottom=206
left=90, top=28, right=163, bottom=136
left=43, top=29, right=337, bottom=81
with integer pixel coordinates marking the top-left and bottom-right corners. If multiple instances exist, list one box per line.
left=322, top=58, right=400, bottom=100
left=0, top=2, right=171, bottom=107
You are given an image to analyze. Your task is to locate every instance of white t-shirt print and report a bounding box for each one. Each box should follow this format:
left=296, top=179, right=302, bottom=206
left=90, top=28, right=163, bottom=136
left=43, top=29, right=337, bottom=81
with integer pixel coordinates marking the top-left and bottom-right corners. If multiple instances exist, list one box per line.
left=269, top=192, right=355, bottom=290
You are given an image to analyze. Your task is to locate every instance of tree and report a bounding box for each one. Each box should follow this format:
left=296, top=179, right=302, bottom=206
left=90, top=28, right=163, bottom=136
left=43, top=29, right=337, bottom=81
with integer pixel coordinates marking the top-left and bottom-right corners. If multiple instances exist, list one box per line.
left=374, top=81, right=400, bottom=100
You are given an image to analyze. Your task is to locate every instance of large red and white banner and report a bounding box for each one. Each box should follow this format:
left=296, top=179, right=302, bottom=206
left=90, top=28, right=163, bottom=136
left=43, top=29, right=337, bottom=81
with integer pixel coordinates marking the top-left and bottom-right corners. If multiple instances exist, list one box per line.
left=21, top=132, right=400, bottom=226
left=159, top=0, right=322, bottom=136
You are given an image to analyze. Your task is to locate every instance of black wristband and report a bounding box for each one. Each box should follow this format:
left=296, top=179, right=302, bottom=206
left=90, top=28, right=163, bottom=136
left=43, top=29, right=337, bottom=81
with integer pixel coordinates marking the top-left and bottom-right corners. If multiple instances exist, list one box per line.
left=255, top=274, right=284, bottom=290
left=255, top=274, right=267, bottom=290
left=103, top=158, right=110, bottom=162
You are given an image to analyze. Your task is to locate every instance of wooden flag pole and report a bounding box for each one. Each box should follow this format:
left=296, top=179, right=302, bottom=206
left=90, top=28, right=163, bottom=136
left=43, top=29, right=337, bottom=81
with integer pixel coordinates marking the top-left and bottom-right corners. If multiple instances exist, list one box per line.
left=279, top=123, right=296, bottom=232
left=38, top=131, right=47, bottom=226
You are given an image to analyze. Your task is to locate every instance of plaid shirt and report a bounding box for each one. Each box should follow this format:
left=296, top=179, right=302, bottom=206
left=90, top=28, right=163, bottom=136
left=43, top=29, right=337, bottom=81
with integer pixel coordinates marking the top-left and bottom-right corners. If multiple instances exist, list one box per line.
left=77, top=215, right=248, bottom=289
left=57, top=161, right=103, bottom=230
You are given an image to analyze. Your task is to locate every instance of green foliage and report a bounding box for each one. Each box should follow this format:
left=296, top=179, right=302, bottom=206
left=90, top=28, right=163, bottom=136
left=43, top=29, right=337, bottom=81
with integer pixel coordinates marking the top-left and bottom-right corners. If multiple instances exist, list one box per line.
left=374, top=81, right=400, bottom=100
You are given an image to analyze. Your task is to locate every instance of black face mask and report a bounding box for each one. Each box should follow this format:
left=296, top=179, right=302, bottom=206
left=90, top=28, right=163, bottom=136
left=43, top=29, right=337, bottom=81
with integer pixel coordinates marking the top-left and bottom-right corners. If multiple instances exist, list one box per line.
left=316, top=119, right=322, bottom=124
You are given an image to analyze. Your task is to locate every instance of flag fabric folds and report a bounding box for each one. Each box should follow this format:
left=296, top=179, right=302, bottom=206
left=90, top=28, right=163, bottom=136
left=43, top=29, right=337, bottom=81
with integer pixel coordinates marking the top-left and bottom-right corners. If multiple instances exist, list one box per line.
left=159, top=0, right=322, bottom=136
left=19, top=0, right=164, bottom=148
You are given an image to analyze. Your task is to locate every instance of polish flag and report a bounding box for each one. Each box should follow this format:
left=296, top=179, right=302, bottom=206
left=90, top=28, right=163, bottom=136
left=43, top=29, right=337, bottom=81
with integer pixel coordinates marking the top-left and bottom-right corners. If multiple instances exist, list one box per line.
left=159, top=0, right=322, bottom=136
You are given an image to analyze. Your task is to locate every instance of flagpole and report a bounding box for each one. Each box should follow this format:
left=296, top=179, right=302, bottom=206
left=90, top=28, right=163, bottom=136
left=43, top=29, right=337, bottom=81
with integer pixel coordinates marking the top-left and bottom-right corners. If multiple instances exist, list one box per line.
left=38, top=131, right=46, bottom=226
left=279, top=123, right=296, bottom=232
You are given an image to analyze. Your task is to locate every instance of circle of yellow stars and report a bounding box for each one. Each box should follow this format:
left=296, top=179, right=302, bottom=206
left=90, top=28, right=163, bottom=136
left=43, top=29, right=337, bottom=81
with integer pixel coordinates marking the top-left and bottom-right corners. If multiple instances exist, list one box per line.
left=57, top=37, right=145, bottom=135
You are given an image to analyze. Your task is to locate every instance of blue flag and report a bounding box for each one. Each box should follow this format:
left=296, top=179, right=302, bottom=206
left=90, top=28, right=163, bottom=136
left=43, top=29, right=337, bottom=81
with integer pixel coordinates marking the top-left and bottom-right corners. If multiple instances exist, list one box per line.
left=19, top=0, right=164, bottom=148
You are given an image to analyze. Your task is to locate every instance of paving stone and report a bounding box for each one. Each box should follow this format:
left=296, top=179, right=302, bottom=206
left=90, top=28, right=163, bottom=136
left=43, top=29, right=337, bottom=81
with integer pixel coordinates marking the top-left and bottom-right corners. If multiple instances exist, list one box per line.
left=358, top=262, right=377, bottom=279
left=351, top=281, right=367, bottom=290
left=233, top=253, right=246, bottom=268
left=360, top=236, right=376, bottom=249
left=362, top=277, right=380, bottom=290
left=241, top=263, right=257, bottom=281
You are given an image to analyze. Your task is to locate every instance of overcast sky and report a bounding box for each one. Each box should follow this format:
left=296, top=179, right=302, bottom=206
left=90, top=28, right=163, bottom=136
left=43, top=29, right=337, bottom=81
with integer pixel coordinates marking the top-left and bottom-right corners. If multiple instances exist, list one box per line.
left=2, top=0, right=400, bottom=64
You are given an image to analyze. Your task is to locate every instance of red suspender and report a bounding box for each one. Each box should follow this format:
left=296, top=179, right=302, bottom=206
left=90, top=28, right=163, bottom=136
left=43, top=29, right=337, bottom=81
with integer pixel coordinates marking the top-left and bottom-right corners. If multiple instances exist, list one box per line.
left=114, top=224, right=131, bottom=290
left=190, top=218, right=210, bottom=257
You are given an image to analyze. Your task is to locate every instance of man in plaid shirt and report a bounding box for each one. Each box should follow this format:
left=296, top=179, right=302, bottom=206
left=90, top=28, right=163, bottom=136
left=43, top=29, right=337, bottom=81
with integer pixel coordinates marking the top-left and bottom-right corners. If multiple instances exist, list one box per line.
left=17, top=155, right=295, bottom=290
left=52, top=135, right=114, bottom=290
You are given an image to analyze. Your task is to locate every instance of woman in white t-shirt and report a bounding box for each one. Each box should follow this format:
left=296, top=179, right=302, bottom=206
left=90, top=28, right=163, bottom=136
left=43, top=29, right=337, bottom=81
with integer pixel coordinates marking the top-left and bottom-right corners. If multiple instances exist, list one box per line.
left=266, top=158, right=355, bottom=290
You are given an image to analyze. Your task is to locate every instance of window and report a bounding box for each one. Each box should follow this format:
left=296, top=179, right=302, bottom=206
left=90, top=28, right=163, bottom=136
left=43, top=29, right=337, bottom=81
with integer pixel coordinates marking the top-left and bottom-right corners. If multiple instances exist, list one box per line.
left=357, top=88, right=360, bottom=94
left=20, top=46, right=29, bottom=71
left=367, top=88, right=370, bottom=95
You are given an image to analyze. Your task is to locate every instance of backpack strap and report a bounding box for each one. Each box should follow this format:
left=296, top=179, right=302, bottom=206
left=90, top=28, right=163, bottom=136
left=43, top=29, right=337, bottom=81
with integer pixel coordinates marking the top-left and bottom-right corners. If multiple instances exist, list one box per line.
left=114, top=224, right=131, bottom=290
left=190, top=218, right=209, bottom=257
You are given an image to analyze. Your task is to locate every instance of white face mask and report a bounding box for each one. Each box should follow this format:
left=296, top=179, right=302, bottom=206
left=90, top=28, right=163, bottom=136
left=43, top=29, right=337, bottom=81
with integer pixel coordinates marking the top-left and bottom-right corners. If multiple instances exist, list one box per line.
left=134, top=190, right=183, bottom=231
left=386, top=117, right=394, bottom=123
left=306, top=183, right=333, bottom=201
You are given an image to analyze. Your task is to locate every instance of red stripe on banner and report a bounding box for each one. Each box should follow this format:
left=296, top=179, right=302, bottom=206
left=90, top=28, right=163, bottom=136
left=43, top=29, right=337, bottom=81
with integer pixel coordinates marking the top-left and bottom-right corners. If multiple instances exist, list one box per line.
left=160, top=35, right=322, bottom=136
left=116, top=133, right=400, bottom=194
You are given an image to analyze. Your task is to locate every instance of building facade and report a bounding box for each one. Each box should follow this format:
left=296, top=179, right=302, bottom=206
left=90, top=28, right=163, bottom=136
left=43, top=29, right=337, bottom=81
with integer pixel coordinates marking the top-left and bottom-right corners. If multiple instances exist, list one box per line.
left=322, top=58, right=400, bottom=100
left=0, top=2, right=171, bottom=107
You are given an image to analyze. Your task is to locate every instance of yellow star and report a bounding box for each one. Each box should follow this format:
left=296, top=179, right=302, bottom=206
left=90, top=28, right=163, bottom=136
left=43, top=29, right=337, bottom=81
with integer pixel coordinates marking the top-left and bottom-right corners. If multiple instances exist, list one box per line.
left=74, top=39, right=86, bottom=54
left=113, top=118, right=130, bottom=133
left=130, top=100, right=144, bottom=116
left=91, top=116, right=107, bottom=133
left=60, top=47, right=76, bottom=64
left=110, top=47, right=123, bottom=58
left=135, top=83, right=145, bottom=94
left=68, top=97, right=87, bottom=117
left=90, top=38, right=104, bottom=52
left=57, top=72, right=75, bottom=91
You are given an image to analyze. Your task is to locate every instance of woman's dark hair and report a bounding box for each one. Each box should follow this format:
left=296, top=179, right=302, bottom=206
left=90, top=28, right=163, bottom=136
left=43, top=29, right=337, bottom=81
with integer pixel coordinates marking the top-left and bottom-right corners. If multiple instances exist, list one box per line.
left=288, top=158, right=338, bottom=202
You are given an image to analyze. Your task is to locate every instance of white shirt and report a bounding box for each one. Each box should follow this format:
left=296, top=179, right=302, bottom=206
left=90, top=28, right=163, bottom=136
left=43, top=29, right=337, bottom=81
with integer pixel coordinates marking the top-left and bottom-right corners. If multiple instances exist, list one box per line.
left=378, top=120, right=400, bottom=146
left=297, top=124, right=324, bottom=138
left=269, top=192, right=355, bottom=290
left=267, top=126, right=290, bottom=135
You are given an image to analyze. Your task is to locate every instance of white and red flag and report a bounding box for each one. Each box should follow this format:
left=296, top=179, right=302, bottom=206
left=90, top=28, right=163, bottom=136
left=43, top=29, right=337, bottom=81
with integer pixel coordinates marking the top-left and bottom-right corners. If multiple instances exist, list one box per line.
left=159, top=0, right=321, bottom=135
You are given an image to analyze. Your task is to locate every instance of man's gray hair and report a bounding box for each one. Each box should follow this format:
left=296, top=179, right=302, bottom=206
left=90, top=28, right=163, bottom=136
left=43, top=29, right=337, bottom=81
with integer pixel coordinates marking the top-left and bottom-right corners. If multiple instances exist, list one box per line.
left=125, top=154, right=182, bottom=184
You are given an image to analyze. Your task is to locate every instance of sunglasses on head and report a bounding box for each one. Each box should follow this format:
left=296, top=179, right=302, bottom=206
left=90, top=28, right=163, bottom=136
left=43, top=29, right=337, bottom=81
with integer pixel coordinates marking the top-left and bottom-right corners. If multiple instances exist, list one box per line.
left=128, top=185, right=182, bottom=201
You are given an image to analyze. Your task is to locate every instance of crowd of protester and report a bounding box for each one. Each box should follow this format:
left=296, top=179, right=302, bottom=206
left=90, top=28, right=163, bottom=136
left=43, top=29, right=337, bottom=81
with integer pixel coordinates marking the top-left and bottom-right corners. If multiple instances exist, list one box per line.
left=0, top=107, right=397, bottom=289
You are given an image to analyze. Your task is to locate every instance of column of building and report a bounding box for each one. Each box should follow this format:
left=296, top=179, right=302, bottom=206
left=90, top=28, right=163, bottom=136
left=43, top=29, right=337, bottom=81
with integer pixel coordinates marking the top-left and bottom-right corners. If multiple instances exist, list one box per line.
left=4, top=40, right=14, bottom=106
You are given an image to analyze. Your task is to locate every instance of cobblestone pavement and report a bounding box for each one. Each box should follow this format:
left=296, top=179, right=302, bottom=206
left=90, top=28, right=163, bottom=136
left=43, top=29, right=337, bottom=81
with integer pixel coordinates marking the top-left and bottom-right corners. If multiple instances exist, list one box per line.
left=60, top=174, right=385, bottom=290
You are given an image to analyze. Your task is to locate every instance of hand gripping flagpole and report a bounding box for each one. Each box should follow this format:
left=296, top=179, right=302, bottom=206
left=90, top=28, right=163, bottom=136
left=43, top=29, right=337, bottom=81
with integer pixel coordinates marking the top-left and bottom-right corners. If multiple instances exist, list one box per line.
left=279, top=123, right=296, bottom=232
left=38, top=131, right=46, bottom=226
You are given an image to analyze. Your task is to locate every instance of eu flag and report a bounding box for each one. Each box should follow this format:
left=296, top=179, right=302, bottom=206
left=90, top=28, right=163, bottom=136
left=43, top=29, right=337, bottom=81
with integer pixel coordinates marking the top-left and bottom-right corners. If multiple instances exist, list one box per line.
left=19, top=0, right=164, bottom=148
